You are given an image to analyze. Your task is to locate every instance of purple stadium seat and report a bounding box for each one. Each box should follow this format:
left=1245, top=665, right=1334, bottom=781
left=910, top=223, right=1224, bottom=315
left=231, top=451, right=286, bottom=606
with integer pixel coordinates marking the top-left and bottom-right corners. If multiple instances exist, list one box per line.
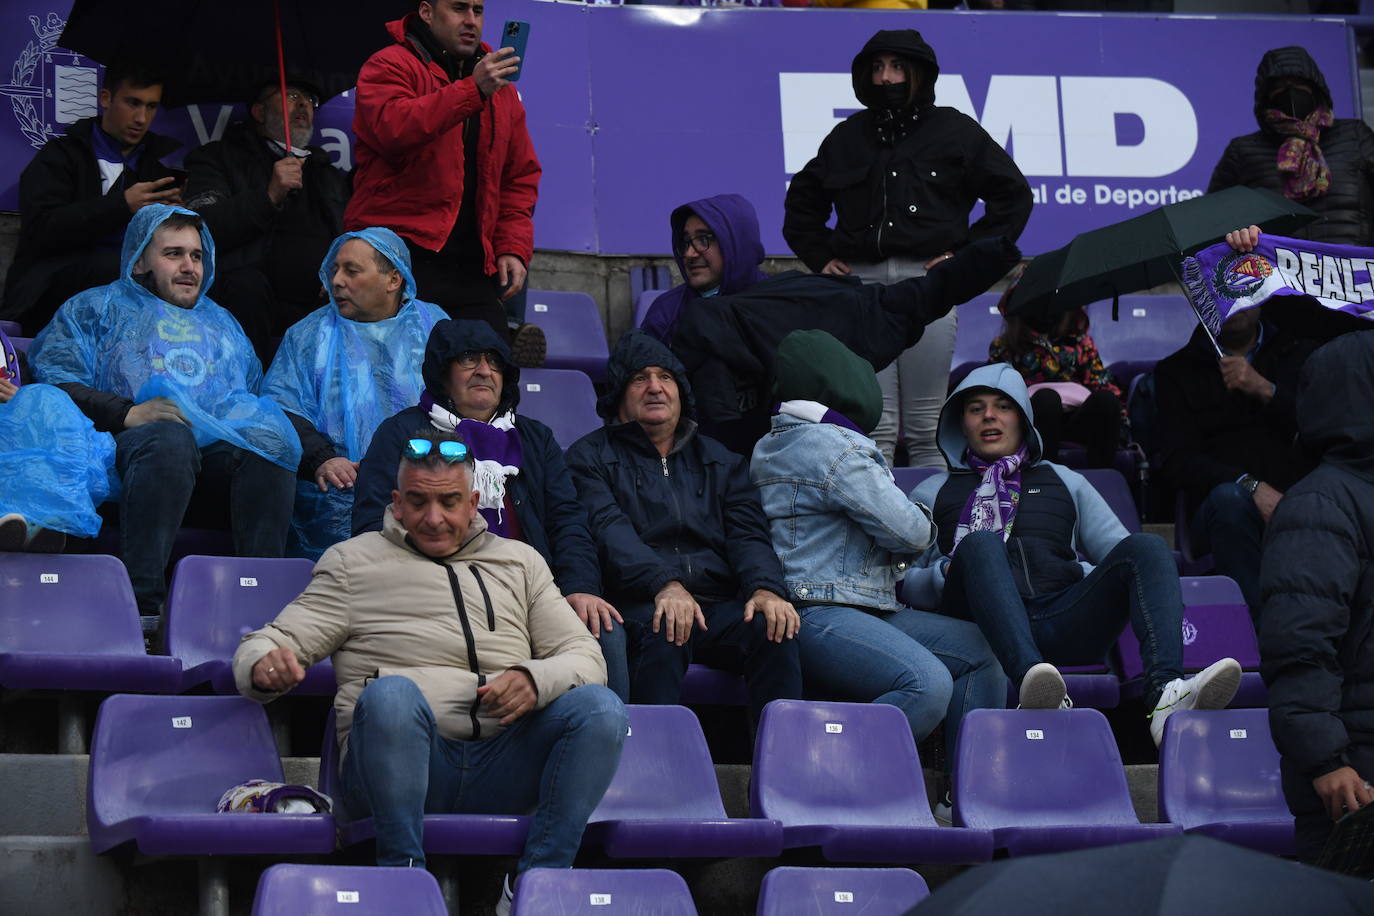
left=317, top=709, right=530, bottom=855
left=634, top=288, right=667, bottom=328
left=950, top=292, right=1005, bottom=370
left=0, top=553, right=181, bottom=693
left=1084, top=295, right=1197, bottom=378
left=527, top=289, right=609, bottom=381
left=87, top=694, right=336, bottom=856
left=756, top=866, right=929, bottom=915
left=584, top=704, right=783, bottom=858
left=0, top=319, right=20, bottom=335
left=1118, top=575, right=1265, bottom=707
left=1158, top=709, right=1296, bottom=856
left=680, top=663, right=748, bottom=706
left=516, top=367, right=603, bottom=450
left=1079, top=468, right=1141, bottom=532
left=954, top=708, right=1182, bottom=855
left=94, top=523, right=236, bottom=569
left=251, top=864, right=447, bottom=916
left=890, top=466, right=939, bottom=498
left=11, top=335, right=31, bottom=354
left=751, top=700, right=993, bottom=864
left=165, top=555, right=334, bottom=695
left=511, top=868, right=697, bottom=916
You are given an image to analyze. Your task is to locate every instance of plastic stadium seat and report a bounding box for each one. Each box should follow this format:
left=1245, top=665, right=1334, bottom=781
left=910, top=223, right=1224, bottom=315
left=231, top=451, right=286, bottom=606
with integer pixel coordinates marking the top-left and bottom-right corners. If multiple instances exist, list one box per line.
left=1158, top=709, right=1295, bottom=855
left=679, top=663, right=747, bottom=706
left=94, top=522, right=236, bottom=570
left=527, top=289, right=610, bottom=381
left=634, top=288, right=667, bottom=328
left=756, top=866, right=929, bottom=915
left=950, top=293, right=1004, bottom=372
left=1079, top=468, right=1141, bottom=532
left=251, top=864, right=447, bottom=916
left=11, top=335, right=31, bottom=354
left=0, top=553, right=181, bottom=693
left=318, top=709, right=530, bottom=855
left=516, top=367, right=602, bottom=450
left=751, top=700, right=993, bottom=864
left=165, top=555, right=334, bottom=695
left=87, top=694, right=335, bottom=856
left=584, top=705, right=783, bottom=858
left=1118, top=575, right=1265, bottom=707
left=954, top=708, right=1182, bottom=855
left=891, top=466, right=939, bottom=497
left=0, top=319, right=20, bottom=335
left=512, top=868, right=697, bottom=916
left=1085, top=295, right=1197, bottom=381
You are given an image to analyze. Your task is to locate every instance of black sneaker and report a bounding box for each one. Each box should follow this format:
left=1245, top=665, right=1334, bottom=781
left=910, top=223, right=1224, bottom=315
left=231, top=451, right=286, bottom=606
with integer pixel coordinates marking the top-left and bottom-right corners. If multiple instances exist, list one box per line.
left=0, top=513, right=27, bottom=552
left=510, top=323, right=547, bottom=369
left=23, top=526, right=67, bottom=554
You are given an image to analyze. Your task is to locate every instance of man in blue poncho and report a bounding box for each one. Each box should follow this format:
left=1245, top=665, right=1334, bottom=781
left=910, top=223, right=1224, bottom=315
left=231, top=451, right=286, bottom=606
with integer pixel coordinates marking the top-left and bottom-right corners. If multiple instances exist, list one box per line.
left=27, top=204, right=299, bottom=617
left=262, top=228, right=446, bottom=559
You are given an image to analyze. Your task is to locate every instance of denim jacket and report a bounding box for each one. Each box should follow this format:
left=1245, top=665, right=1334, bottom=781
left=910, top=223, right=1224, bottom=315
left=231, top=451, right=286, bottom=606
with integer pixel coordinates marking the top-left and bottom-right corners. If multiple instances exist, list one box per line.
left=750, top=415, right=935, bottom=612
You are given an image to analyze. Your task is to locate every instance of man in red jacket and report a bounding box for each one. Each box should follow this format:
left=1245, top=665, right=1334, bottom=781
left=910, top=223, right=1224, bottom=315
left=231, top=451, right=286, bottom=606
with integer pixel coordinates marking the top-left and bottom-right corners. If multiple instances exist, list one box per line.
left=347, top=1, right=544, bottom=366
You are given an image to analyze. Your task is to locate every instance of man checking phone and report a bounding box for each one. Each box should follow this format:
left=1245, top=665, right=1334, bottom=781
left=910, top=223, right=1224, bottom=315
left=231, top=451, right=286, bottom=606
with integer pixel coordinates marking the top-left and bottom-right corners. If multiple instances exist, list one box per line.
left=347, top=1, right=547, bottom=368
left=3, top=59, right=182, bottom=335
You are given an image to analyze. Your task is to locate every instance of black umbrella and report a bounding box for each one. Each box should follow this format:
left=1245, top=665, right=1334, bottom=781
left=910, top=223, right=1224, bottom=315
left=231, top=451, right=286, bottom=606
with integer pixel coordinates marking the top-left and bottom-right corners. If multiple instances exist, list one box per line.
left=1007, top=186, right=1317, bottom=321
left=909, top=835, right=1374, bottom=916
left=60, top=0, right=414, bottom=142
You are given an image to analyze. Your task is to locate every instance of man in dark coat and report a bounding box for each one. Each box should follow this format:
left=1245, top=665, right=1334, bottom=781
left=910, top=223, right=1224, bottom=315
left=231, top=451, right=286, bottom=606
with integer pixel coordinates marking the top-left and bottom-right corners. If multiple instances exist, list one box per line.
left=1209, top=45, right=1374, bottom=245
left=2, top=61, right=181, bottom=334
left=565, top=330, right=802, bottom=727
left=1260, top=330, right=1374, bottom=865
left=184, top=79, right=351, bottom=360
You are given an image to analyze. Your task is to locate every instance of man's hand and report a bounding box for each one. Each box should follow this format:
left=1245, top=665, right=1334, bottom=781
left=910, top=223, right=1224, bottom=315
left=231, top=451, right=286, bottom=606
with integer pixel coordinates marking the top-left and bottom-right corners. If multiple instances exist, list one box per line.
left=653, top=581, right=706, bottom=647
left=924, top=251, right=955, bottom=270
left=744, top=588, right=801, bottom=643
left=1313, top=766, right=1374, bottom=821
left=496, top=254, right=527, bottom=301
left=267, top=157, right=304, bottom=206
left=820, top=258, right=851, bottom=276
left=0, top=376, right=17, bottom=404
left=1225, top=225, right=1262, bottom=252
left=1253, top=481, right=1283, bottom=524
left=1219, top=355, right=1274, bottom=402
left=567, top=592, right=623, bottom=637
left=251, top=647, right=306, bottom=693
left=477, top=668, right=537, bottom=725
left=315, top=457, right=360, bottom=493
left=473, top=47, right=520, bottom=98
left=124, top=396, right=188, bottom=428
left=124, top=176, right=182, bottom=213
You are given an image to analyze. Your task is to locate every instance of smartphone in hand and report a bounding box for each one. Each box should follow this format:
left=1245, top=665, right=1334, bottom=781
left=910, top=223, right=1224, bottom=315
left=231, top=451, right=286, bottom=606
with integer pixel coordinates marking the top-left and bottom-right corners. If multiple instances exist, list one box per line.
left=500, top=20, right=531, bottom=82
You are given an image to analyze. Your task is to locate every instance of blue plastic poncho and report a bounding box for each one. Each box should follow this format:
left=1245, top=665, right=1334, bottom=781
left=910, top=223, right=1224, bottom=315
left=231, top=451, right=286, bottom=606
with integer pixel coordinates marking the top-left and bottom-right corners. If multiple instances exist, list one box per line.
left=0, top=384, right=118, bottom=537
left=26, top=204, right=301, bottom=470
left=261, top=227, right=445, bottom=558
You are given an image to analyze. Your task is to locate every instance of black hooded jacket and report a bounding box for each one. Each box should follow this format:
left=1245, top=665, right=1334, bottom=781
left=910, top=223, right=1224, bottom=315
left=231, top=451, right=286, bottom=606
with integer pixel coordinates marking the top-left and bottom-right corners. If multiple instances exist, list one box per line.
left=1260, top=330, right=1374, bottom=821
left=783, top=29, right=1032, bottom=272
left=1208, top=46, right=1374, bottom=246
left=565, top=330, right=786, bottom=606
left=350, top=319, right=602, bottom=597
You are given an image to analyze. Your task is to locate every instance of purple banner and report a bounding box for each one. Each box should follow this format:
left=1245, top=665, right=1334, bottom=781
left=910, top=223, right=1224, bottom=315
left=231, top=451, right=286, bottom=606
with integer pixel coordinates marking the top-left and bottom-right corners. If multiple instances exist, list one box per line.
left=0, top=2, right=1357, bottom=258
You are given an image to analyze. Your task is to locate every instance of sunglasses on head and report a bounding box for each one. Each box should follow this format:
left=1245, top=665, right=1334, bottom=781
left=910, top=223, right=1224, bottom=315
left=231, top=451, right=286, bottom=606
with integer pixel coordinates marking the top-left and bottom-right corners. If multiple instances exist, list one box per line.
left=404, top=438, right=469, bottom=463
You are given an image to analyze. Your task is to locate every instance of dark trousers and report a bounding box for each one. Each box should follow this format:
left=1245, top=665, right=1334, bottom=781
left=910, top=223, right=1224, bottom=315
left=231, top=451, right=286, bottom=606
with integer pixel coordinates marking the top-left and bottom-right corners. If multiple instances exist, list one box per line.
left=114, top=421, right=294, bottom=613
left=1189, top=482, right=1264, bottom=618
left=1030, top=387, right=1122, bottom=468
left=404, top=241, right=508, bottom=340
left=620, top=597, right=802, bottom=729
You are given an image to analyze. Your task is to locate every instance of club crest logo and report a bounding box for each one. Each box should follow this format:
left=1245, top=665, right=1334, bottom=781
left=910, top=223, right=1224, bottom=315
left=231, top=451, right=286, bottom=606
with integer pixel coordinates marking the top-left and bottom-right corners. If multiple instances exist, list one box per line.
left=1212, top=252, right=1274, bottom=300
left=1, top=12, right=100, bottom=149
left=1181, top=618, right=1198, bottom=647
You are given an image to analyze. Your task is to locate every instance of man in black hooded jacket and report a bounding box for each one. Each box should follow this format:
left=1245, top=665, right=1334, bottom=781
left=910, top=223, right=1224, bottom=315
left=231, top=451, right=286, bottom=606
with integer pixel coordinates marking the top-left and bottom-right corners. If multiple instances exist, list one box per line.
left=1210, top=45, right=1374, bottom=246
left=1260, top=330, right=1374, bottom=865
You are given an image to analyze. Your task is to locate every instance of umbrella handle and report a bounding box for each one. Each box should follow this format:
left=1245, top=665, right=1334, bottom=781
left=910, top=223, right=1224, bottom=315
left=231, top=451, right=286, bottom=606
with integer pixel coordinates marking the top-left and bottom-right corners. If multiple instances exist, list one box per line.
left=273, top=0, right=291, bottom=155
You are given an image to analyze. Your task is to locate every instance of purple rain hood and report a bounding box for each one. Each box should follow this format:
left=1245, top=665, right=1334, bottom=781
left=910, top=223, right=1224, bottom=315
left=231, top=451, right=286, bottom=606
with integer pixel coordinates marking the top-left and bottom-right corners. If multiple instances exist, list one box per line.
left=640, top=193, right=769, bottom=345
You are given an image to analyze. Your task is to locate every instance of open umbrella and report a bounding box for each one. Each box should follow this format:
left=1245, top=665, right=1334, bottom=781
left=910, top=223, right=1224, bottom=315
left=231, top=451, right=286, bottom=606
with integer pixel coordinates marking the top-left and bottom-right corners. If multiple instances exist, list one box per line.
left=909, top=834, right=1374, bottom=916
left=1007, top=186, right=1317, bottom=321
left=59, top=0, right=414, bottom=147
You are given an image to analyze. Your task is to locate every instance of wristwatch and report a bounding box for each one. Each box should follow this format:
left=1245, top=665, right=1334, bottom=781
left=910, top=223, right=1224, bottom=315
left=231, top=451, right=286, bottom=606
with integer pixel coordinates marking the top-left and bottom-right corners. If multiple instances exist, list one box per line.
left=1238, top=474, right=1261, bottom=497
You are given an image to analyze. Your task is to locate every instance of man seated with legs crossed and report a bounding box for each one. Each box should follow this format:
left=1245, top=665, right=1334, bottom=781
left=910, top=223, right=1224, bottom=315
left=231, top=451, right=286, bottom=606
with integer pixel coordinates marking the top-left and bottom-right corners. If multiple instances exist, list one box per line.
left=233, top=430, right=625, bottom=911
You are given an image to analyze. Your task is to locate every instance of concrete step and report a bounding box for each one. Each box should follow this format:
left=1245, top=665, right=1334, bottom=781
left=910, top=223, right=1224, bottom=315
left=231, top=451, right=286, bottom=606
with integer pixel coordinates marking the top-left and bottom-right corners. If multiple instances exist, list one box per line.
left=0, top=836, right=124, bottom=916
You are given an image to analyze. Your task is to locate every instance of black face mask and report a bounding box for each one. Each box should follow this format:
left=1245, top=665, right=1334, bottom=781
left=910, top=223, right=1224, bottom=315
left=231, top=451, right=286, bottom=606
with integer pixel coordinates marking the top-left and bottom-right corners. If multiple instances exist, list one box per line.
left=876, top=82, right=912, bottom=111
left=1272, top=86, right=1317, bottom=120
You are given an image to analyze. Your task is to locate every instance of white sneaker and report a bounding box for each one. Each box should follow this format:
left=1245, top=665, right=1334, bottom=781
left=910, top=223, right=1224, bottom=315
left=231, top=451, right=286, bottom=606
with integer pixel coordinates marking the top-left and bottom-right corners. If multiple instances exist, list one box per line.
left=933, top=791, right=953, bottom=827
left=495, top=873, right=515, bottom=916
left=1149, top=657, right=1242, bottom=747
left=1018, top=662, right=1068, bottom=710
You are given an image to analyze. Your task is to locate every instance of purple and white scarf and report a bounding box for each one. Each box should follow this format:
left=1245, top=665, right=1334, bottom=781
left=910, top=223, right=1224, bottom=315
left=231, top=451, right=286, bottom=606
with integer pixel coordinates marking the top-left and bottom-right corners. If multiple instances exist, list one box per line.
left=419, top=389, right=523, bottom=537
left=953, top=444, right=1028, bottom=551
left=776, top=399, right=866, bottom=435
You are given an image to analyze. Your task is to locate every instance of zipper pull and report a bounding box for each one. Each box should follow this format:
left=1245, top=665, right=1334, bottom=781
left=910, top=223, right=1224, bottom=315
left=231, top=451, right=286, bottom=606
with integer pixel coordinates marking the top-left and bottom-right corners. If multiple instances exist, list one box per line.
left=661, top=457, right=669, bottom=477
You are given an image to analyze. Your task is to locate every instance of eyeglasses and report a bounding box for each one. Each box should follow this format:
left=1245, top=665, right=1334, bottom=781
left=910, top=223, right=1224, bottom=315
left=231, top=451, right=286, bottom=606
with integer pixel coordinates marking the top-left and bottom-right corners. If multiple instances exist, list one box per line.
left=676, top=232, right=716, bottom=255
left=404, top=438, right=469, bottom=463
left=260, top=88, right=320, bottom=110
left=453, top=350, right=506, bottom=371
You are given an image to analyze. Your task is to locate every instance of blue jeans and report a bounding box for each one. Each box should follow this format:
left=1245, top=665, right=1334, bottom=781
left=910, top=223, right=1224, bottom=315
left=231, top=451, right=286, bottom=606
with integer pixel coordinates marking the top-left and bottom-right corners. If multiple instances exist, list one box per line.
left=594, top=618, right=631, bottom=703
left=941, top=531, right=1184, bottom=704
left=114, top=421, right=293, bottom=613
left=1190, top=482, right=1264, bottom=618
left=798, top=604, right=1005, bottom=755
left=621, top=597, right=802, bottom=729
left=339, top=676, right=627, bottom=871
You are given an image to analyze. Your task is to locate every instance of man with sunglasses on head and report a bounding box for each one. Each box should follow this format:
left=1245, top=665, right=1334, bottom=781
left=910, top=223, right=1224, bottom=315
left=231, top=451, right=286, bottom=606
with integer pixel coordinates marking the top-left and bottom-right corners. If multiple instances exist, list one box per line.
left=351, top=319, right=624, bottom=696
left=234, top=430, right=623, bottom=912
left=184, top=77, right=352, bottom=361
